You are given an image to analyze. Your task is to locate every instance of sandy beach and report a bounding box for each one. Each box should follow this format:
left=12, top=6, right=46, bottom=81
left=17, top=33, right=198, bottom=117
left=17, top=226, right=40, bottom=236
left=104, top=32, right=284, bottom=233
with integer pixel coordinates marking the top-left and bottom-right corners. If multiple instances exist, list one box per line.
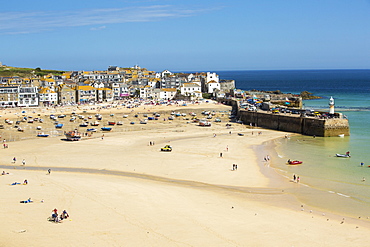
left=1, top=101, right=370, bottom=246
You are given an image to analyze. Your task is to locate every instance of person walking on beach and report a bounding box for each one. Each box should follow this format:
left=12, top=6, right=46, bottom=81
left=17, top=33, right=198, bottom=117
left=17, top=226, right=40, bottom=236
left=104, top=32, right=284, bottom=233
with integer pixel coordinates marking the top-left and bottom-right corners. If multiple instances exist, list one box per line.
left=48, top=169, right=51, bottom=175
left=22, top=159, right=26, bottom=166
left=220, top=152, right=223, bottom=158
left=12, top=157, right=16, bottom=163
left=297, top=176, right=300, bottom=183
left=293, top=174, right=296, bottom=182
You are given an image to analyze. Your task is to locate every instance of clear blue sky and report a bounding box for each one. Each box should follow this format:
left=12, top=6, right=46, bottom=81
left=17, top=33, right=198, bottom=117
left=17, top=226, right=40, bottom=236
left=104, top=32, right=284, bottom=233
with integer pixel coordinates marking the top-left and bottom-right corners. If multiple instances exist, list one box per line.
left=1, top=0, right=370, bottom=72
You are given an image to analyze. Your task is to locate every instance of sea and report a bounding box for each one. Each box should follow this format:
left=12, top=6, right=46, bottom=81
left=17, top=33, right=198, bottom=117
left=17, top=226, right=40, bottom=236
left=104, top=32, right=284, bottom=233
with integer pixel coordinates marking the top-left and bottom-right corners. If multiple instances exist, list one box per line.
left=217, top=70, right=370, bottom=218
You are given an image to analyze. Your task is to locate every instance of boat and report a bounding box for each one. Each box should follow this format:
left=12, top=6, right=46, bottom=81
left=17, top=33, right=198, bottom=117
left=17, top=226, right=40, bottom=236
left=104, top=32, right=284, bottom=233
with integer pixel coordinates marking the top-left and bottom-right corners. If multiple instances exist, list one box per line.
left=87, top=128, right=97, bottom=132
left=199, top=121, right=211, bottom=127
left=122, top=115, right=128, bottom=118
left=237, top=133, right=244, bottom=136
left=117, top=121, right=123, bottom=125
left=90, top=121, right=100, bottom=126
left=108, top=121, right=116, bottom=125
left=101, top=127, right=112, bottom=131
left=336, top=153, right=351, bottom=158
left=17, top=127, right=24, bottom=132
left=79, top=122, right=89, bottom=127
left=55, top=124, right=64, bottom=129
left=287, top=160, right=303, bottom=165
left=36, top=126, right=42, bottom=130
left=65, top=130, right=82, bottom=141
left=338, top=134, right=345, bottom=137
left=37, top=133, right=49, bottom=137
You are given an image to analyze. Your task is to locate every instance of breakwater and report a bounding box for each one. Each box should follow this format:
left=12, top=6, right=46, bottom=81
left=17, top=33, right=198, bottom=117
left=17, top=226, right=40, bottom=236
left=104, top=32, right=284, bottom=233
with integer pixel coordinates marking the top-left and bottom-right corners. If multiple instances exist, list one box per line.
left=221, top=99, right=350, bottom=137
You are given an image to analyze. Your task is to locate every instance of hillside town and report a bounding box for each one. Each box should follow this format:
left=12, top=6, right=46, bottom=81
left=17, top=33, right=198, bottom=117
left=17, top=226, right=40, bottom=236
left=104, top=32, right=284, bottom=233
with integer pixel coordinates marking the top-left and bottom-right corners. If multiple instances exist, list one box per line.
left=0, top=64, right=235, bottom=107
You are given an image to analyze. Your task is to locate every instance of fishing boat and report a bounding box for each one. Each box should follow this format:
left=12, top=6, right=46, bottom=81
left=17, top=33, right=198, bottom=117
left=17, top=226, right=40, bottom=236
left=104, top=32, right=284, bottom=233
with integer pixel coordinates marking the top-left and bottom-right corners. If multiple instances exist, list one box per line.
left=37, top=133, right=49, bottom=137
left=108, top=121, right=116, bottom=126
left=117, top=121, right=123, bottom=125
left=101, top=127, right=112, bottom=131
left=65, top=130, right=82, bottom=141
left=87, top=128, right=97, bottom=132
left=55, top=124, right=64, bottom=129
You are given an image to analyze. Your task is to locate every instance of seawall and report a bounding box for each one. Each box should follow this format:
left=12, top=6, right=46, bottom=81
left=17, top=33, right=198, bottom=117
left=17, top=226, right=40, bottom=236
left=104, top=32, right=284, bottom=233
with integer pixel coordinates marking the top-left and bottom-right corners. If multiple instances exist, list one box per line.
left=221, top=99, right=350, bottom=137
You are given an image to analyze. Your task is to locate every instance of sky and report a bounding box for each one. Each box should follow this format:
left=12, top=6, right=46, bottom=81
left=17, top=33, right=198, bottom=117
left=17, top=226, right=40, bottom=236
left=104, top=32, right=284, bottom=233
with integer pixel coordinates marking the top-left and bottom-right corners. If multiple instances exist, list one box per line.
left=1, top=0, right=370, bottom=72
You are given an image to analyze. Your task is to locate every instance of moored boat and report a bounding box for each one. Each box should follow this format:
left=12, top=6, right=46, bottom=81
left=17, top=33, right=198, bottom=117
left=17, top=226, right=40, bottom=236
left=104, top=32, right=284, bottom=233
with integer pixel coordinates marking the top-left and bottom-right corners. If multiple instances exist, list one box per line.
left=37, top=133, right=49, bottom=137
left=101, top=127, right=112, bottom=131
left=108, top=121, right=116, bottom=125
left=287, top=160, right=303, bottom=165
left=336, top=153, right=351, bottom=158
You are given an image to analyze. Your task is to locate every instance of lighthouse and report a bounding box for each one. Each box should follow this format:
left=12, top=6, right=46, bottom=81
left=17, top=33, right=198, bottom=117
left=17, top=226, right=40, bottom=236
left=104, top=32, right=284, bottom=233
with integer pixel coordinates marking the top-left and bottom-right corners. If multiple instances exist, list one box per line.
left=329, top=96, right=335, bottom=114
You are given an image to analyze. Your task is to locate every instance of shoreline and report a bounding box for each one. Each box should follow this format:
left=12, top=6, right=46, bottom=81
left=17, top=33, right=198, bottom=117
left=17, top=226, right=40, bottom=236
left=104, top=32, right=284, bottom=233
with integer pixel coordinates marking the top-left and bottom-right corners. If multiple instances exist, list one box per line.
left=2, top=101, right=370, bottom=246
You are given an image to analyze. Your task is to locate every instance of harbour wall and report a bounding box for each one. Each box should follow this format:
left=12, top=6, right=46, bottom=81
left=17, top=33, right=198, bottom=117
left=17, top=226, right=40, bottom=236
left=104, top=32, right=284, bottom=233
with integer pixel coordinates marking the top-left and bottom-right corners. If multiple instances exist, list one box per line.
left=221, top=99, right=350, bottom=137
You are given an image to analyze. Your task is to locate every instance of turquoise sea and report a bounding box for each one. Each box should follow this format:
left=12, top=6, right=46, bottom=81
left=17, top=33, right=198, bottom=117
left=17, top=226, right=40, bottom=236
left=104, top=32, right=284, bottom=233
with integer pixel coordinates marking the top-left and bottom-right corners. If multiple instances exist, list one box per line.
left=217, top=70, right=370, bottom=218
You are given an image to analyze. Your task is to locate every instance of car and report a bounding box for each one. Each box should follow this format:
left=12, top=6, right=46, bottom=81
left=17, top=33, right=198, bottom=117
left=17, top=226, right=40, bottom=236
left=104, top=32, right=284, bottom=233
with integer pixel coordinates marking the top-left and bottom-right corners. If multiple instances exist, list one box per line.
left=161, top=145, right=172, bottom=152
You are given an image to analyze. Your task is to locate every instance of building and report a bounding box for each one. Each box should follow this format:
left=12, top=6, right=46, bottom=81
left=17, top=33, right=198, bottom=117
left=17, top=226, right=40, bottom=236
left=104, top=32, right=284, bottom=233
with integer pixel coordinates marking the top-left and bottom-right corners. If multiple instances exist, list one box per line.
left=39, top=87, right=58, bottom=106
left=180, top=83, right=202, bottom=100
left=18, top=86, right=39, bottom=107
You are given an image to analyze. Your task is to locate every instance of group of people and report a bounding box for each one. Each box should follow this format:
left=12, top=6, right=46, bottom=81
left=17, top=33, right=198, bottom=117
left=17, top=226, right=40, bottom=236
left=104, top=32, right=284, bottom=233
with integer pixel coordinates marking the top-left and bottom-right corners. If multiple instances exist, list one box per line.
left=232, top=164, right=238, bottom=170
left=50, top=208, right=69, bottom=223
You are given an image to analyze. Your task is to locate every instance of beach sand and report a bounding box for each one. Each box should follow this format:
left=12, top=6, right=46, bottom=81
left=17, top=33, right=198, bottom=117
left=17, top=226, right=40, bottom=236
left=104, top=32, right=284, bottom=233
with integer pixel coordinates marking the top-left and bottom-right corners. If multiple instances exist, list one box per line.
left=1, top=101, right=370, bottom=246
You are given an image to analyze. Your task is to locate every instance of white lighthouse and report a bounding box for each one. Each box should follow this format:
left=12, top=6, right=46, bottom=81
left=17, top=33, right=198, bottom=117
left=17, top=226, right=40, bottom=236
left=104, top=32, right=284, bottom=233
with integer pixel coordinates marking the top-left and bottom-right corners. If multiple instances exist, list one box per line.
left=329, top=96, right=335, bottom=114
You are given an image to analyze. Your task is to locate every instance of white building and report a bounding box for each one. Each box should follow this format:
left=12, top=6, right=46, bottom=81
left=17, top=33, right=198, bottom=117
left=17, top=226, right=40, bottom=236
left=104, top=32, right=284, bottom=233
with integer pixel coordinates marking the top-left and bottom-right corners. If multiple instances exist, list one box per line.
left=39, top=87, right=58, bottom=106
left=152, top=88, right=177, bottom=100
left=18, top=86, right=39, bottom=107
left=180, top=83, right=202, bottom=99
left=206, top=80, right=221, bottom=94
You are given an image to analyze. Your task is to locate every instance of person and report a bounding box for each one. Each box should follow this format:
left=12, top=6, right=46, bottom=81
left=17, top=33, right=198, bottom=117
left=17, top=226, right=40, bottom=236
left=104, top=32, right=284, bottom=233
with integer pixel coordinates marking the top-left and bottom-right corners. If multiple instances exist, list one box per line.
left=362, top=177, right=366, bottom=182
left=220, top=153, right=223, bottom=158
left=287, top=159, right=291, bottom=163
left=235, top=164, right=238, bottom=170
left=346, top=151, right=350, bottom=156
left=297, top=176, right=300, bottom=183
left=13, top=157, right=16, bottom=163
left=23, top=179, right=28, bottom=185
left=62, top=210, right=69, bottom=219
left=293, top=174, right=296, bottom=182
left=48, top=169, right=51, bottom=174
left=22, top=159, right=26, bottom=166
left=361, top=162, right=364, bottom=167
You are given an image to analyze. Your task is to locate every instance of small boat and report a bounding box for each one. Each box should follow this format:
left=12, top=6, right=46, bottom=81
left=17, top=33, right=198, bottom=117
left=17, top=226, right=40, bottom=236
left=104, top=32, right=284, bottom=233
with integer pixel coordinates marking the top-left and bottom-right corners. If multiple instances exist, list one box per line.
left=287, top=160, right=303, bottom=165
left=237, top=133, right=244, bottom=136
left=90, top=121, right=100, bottom=126
left=65, top=130, right=82, bottom=141
left=36, top=126, right=42, bottom=130
left=117, top=121, right=123, bottom=125
left=55, top=124, right=64, bottom=129
left=123, top=115, right=128, bottom=118
left=87, top=128, right=97, bottom=132
left=37, top=133, right=49, bottom=137
left=101, top=127, right=112, bottom=131
left=17, top=127, right=24, bottom=132
left=108, top=121, right=116, bottom=125
left=79, top=122, right=89, bottom=127
left=199, top=121, right=211, bottom=127
left=336, top=154, right=351, bottom=158
left=338, top=134, right=345, bottom=137
left=130, top=122, right=135, bottom=125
